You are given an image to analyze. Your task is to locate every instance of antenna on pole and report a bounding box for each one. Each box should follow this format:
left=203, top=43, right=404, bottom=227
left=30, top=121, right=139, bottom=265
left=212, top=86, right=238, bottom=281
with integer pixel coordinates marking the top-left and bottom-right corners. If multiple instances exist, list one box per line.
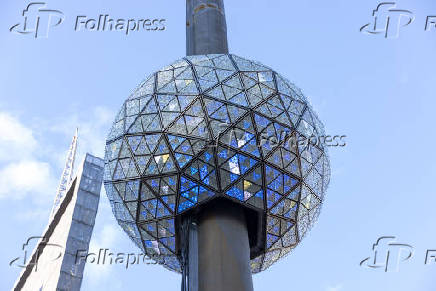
left=186, top=0, right=229, bottom=55
left=50, top=128, right=78, bottom=219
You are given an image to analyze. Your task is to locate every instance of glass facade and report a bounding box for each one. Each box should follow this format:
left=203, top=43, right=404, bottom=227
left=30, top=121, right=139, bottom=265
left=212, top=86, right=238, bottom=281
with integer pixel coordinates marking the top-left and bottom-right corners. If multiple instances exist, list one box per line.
left=104, top=54, right=330, bottom=273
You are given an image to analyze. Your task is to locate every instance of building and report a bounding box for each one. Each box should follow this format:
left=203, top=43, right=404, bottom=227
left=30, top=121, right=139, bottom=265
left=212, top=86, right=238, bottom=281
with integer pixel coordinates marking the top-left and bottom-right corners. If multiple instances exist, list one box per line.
left=13, top=152, right=104, bottom=291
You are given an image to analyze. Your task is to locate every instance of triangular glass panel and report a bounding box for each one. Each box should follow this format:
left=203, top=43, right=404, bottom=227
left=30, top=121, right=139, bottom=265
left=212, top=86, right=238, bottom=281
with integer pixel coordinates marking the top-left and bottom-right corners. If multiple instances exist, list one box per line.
left=241, top=179, right=262, bottom=202
left=215, top=69, right=234, bottom=82
left=246, top=189, right=264, bottom=209
left=157, top=69, right=175, bottom=90
left=127, top=136, right=142, bottom=153
left=184, top=149, right=218, bottom=189
left=226, top=182, right=244, bottom=202
left=158, top=218, right=175, bottom=236
left=220, top=115, right=260, bottom=157
left=104, top=160, right=117, bottom=181
left=156, top=200, right=172, bottom=218
left=178, top=194, right=195, bottom=213
left=148, top=139, right=177, bottom=174
left=279, top=94, right=305, bottom=126
left=161, top=194, right=176, bottom=212
left=141, top=221, right=158, bottom=238
left=140, top=199, right=157, bottom=221
left=275, top=73, right=307, bottom=103
left=176, top=79, right=198, bottom=94
left=174, top=66, right=194, bottom=80
left=178, top=176, right=216, bottom=213
left=198, top=185, right=215, bottom=202
left=308, top=203, right=321, bottom=224
left=254, top=114, right=292, bottom=157
left=211, top=55, right=236, bottom=71
left=257, top=71, right=276, bottom=90
left=203, top=97, right=247, bottom=138
left=123, top=204, right=138, bottom=223
left=129, top=74, right=155, bottom=100
left=232, top=55, right=271, bottom=72
left=159, top=236, right=176, bottom=253
left=305, top=168, right=323, bottom=198
left=120, top=158, right=139, bottom=179
left=266, top=189, right=282, bottom=208
left=195, top=66, right=219, bottom=92
left=160, top=112, right=179, bottom=128
left=246, top=85, right=264, bottom=107
left=189, top=55, right=214, bottom=66
left=218, top=147, right=258, bottom=189
left=256, top=95, right=291, bottom=126
left=167, top=99, right=209, bottom=138
left=105, top=139, right=123, bottom=161
left=126, top=98, right=140, bottom=117
left=114, top=182, right=126, bottom=200
left=140, top=183, right=155, bottom=201
left=268, top=147, right=300, bottom=176
left=118, top=140, right=131, bottom=159
left=270, top=198, right=298, bottom=220
left=108, top=118, right=125, bottom=140
left=127, top=116, right=142, bottom=134
left=266, top=233, right=280, bottom=248
left=282, top=226, right=298, bottom=247
left=113, top=201, right=134, bottom=222
left=113, top=160, right=126, bottom=179
left=297, top=213, right=310, bottom=240
left=124, top=180, right=140, bottom=201
left=297, top=108, right=317, bottom=138
left=206, top=85, right=227, bottom=101
left=145, top=175, right=177, bottom=197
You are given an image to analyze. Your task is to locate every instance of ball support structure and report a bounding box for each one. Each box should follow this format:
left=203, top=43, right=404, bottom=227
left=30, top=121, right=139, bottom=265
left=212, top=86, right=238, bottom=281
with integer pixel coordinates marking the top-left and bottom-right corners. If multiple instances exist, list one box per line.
left=104, top=1, right=330, bottom=290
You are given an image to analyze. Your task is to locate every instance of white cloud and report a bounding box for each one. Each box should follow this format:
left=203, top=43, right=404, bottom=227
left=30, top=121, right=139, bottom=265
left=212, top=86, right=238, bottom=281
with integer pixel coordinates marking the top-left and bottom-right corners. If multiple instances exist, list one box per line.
left=0, top=112, right=37, bottom=162
left=0, top=112, right=57, bottom=200
left=0, top=160, right=54, bottom=199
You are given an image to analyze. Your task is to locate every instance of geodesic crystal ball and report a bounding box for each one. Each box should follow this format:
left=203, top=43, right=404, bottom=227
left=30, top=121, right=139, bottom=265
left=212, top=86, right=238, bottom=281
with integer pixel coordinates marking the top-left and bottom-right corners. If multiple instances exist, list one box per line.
left=104, top=54, right=330, bottom=273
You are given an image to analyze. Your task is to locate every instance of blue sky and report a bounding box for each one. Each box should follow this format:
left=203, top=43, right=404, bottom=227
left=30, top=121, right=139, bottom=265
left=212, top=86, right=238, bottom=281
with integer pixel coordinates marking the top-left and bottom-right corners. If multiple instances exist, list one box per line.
left=1, top=0, right=436, bottom=290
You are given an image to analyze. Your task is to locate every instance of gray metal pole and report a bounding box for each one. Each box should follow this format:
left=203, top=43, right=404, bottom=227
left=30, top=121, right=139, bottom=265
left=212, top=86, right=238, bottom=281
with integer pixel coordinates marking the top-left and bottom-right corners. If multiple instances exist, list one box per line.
left=184, top=2, right=253, bottom=290
left=188, top=221, right=199, bottom=291
left=196, top=201, right=254, bottom=291
left=186, top=0, right=229, bottom=55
